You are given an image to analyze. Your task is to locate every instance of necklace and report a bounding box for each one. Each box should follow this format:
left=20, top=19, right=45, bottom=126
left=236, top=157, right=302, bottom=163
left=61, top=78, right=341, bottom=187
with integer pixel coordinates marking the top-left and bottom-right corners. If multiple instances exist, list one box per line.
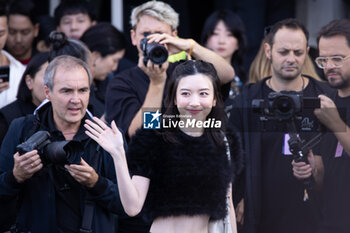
left=267, top=76, right=305, bottom=92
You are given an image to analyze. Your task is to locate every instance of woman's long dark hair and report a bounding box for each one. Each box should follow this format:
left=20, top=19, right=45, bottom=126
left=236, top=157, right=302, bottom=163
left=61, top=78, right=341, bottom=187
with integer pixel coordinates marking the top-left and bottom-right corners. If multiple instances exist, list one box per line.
left=80, top=22, right=127, bottom=57
left=16, top=52, right=49, bottom=103
left=201, top=9, right=247, bottom=83
left=162, top=60, right=227, bottom=146
left=48, top=31, right=90, bottom=63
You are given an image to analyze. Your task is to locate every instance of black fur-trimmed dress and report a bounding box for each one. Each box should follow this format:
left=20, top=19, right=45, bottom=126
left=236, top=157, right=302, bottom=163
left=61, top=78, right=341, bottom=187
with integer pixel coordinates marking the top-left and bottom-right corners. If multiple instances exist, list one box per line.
left=127, top=128, right=240, bottom=221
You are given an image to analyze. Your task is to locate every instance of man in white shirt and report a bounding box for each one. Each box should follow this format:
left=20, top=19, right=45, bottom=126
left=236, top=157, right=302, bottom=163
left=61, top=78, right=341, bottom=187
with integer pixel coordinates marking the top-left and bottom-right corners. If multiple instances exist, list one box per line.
left=0, top=8, right=25, bottom=108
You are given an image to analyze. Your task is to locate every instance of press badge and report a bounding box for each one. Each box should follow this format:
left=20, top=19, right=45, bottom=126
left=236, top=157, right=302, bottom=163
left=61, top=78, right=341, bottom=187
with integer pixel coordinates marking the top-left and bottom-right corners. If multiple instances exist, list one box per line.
left=282, top=133, right=294, bottom=155
left=334, top=142, right=343, bottom=158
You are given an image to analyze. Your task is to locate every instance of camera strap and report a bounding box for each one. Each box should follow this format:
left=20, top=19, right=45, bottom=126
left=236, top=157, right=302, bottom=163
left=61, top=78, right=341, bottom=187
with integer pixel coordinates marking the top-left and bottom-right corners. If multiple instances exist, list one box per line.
left=80, top=143, right=101, bottom=233
left=21, top=115, right=40, bottom=141
left=79, top=201, right=95, bottom=233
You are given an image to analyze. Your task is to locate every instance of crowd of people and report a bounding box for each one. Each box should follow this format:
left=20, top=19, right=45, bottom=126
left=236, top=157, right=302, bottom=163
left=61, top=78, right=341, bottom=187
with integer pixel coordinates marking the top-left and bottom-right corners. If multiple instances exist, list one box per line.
left=0, top=1, right=349, bottom=233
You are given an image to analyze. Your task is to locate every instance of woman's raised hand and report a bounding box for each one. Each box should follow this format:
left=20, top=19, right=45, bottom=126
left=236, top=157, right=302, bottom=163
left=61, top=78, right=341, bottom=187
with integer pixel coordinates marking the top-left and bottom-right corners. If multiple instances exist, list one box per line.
left=85, top=117, right=124, bottom=157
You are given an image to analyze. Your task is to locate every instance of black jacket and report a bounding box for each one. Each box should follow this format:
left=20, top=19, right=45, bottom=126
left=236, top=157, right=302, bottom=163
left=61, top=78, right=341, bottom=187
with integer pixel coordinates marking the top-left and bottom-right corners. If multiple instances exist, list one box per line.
left=0, top=101, right=125, bottom=233
left=0, top=99, right=36, bottom=145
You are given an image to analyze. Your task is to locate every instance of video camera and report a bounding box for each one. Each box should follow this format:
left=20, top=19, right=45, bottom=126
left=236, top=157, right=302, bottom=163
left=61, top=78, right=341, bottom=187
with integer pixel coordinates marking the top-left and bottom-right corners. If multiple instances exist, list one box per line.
left=140, top=32, right=169, bottom=66
left=252, top=90, right=320, bottom=121
left=253, top=90, right=322, bottom=201
left=16, top=131, right=83, bottom=165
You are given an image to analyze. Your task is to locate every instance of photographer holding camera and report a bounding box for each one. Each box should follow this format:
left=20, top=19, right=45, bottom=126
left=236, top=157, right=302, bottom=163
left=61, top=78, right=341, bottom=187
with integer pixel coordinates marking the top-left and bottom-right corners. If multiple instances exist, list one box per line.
left=293, top=19, right=350, bottom=233
left=0, top=55, right=124, bottom=233
left=228, top=18, right=333, bottom=233
left=105, top=1, right=235, bottom=140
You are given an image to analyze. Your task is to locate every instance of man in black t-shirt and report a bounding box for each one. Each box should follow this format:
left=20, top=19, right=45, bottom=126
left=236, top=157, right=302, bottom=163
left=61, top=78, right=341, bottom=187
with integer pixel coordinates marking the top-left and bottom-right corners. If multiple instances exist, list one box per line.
left=228, top=18, right=333, bottom=233
left=293, top=19, right=350, bottom=233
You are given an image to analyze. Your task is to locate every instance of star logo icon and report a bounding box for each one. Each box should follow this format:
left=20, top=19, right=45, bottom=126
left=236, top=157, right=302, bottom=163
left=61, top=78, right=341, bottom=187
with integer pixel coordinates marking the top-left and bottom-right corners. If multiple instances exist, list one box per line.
left=150, top=110, right=162, bottom=122
left=143, top=110, right=162, bottom=129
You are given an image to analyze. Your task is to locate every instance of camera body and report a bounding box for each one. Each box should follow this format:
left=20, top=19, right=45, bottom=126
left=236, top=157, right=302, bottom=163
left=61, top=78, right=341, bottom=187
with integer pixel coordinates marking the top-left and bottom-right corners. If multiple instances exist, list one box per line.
left=16, top=130, right=83, bottom=165
left=252, top=91, right=320, bottom=121
left=140, top=33, right=168, bottom=66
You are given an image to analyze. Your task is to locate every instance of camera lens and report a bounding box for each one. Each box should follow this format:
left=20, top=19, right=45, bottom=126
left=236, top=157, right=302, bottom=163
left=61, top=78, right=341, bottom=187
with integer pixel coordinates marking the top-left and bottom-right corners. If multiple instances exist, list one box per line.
left=277, top=97, right=292, bottom=112
left=273, top=96, right=294, bottom=117
left=44, top=141, right=83, bottom=165
left=152, top=48, right=164, bottom=59
left=63, top=141, right=83, bottom=164
left=147, top=42, right=168, bottom=65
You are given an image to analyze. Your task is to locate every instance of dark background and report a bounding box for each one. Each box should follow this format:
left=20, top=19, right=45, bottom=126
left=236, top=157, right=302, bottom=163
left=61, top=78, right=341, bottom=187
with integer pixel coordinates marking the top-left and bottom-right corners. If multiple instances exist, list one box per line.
left=34, top=0, right=297, bottom=73
left=116, top=0, right=296, bottom=72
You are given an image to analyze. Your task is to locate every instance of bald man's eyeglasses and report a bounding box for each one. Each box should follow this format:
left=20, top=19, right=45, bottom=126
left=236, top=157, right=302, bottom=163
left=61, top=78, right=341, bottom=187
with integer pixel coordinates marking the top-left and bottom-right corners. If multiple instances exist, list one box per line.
left=315, top=55, right=350, bottom=69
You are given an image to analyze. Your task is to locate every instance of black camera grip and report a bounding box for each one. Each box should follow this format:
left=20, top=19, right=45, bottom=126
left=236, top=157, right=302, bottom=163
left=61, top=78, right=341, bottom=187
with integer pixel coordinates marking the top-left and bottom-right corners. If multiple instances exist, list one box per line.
left=16, top=131, right=51, bottom=155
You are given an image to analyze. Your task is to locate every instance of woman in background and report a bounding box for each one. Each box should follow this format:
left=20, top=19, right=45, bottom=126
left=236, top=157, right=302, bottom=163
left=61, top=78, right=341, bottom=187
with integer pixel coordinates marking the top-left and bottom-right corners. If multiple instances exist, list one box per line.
left=0, top=52, right=49, bottom=146
left=201, top=9, right=247, bottom=100
left=80, top=22, right=130, bottom=117
left=48, top=31, right=91, bottom=64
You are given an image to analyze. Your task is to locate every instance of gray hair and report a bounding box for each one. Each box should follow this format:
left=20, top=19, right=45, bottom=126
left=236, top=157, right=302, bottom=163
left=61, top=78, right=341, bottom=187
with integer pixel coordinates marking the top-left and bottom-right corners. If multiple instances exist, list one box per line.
left=44, top=55, right=92, bottom=90
left=130, top=1, right=179, bottom=31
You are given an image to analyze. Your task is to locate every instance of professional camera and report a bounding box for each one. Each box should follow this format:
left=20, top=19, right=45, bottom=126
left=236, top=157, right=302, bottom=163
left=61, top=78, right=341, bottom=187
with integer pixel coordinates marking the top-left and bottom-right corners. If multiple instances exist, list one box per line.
left=16, top=130, right=83, bottom=165
left=252, top=91, right=320, bottom=121
left=140, top=32, right=168, bottom=66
